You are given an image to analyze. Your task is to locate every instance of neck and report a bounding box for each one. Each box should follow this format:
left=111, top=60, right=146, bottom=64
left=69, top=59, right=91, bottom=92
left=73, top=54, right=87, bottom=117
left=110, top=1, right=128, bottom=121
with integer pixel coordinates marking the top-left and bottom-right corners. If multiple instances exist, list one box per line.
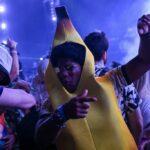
left=95, top=60, right=105, bottom=68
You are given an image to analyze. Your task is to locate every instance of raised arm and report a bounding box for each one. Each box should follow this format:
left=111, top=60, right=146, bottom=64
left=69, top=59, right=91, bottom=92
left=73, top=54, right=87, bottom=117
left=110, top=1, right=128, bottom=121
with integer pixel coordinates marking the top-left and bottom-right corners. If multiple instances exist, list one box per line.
left=123, top=14, right=150, bottom=83
left=6, top=38, right=19, bottom=81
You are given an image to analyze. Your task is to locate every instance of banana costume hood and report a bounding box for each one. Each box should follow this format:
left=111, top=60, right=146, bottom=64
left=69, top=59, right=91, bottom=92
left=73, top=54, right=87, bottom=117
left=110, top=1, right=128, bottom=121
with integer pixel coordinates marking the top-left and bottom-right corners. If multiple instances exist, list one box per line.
left=45, top=6, right=137, bottom=150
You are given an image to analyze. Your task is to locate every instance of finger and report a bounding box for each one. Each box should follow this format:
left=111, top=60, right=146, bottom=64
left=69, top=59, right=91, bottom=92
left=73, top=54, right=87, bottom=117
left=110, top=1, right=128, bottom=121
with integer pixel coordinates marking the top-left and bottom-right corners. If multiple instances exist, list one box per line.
left=76, top=112, right=87, bottom=118
left=139, top=20, right=150, bottom=30
left=141, top=18, right=150, bottom=25
left=138, top=16, right=150, bottom=24
left=79, top=103, right=90, bottom=109
left=141, top=15, right=150, bottom=21
left=77, top=108, right=89, bottom=114
left=137, top=22, right=144, bottom=35
left=142, top=24, right=149, bottom=34
left=78, top=89, right=88, bottom=97
left=79, top=97, right=97, bottom=103
left=138, top=16, right=150, bottom=29
left=142, top=20, right=150, bottom=32
left=146, top=14, right=150, bottom=20
left=138, top=22, right=149, bottom=35
left=140, top=15, right=150, bottom=21
left=138, top=28, right=144, bottom=35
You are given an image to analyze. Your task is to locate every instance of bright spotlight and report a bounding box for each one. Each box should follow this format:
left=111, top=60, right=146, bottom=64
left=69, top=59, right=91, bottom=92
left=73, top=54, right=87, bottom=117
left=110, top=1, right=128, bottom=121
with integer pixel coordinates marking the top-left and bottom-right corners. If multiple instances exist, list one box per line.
left=2, top=40, right=7, bottom=45
left=0, top=5, right=5, bottom=13
left=52, top=16, right=57, bottom=21
left=40, top=57, right=44, bottom=61
left=1, top=22, right=7, bottom=30
left=50, top=1, right=54, bottom=5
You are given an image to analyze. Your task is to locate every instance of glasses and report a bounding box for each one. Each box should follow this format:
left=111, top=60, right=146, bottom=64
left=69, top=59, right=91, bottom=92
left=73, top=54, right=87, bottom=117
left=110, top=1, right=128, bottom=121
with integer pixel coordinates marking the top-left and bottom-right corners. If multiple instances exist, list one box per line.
left=55, top=63, right=80, bottom=74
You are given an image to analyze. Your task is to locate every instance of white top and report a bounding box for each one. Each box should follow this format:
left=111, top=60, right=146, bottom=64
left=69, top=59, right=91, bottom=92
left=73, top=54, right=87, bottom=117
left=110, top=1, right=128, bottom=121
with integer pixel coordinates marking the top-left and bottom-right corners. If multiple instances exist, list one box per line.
left=0, top=45, right=12, bottom=73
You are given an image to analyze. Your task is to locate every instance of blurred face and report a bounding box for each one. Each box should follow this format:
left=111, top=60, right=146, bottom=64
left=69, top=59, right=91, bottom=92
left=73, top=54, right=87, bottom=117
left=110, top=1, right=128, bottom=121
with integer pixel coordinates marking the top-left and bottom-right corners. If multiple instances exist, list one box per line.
left=56, top=58, right=82, bottom=93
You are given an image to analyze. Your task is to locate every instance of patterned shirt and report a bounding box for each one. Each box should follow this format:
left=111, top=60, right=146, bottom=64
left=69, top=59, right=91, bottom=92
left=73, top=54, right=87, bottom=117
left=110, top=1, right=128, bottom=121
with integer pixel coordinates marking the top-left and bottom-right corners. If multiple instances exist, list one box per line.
left=95, top=65, right=142, bottom=124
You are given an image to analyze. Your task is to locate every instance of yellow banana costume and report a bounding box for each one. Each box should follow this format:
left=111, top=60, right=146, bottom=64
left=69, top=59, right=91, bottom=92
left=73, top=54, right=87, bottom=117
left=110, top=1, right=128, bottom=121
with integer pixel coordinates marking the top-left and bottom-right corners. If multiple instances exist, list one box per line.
left=45, top=6, right=137, bottom=150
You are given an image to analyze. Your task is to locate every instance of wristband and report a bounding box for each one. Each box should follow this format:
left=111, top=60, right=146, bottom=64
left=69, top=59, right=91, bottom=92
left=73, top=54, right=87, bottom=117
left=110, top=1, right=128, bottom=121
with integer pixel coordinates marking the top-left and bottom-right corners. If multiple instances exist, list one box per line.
left=56, top=105, right=68, bottom=122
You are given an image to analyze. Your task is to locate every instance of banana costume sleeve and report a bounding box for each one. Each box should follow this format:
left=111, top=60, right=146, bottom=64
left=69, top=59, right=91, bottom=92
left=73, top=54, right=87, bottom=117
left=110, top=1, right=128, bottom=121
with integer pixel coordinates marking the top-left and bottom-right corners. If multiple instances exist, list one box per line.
left=45, top=6, right=137, bottom=150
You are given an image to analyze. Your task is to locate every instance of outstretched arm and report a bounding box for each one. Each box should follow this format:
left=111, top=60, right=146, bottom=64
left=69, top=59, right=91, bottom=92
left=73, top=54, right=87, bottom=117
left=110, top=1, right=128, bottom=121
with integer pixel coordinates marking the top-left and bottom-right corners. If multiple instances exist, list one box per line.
left=35, top=90, right=97, bottom=149
left=0, top=87, right=36, bottom=109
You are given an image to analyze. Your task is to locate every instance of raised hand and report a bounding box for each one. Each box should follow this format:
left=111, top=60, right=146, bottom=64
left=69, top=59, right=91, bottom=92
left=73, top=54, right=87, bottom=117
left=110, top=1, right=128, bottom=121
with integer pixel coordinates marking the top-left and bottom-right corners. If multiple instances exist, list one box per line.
left=138, top=14, right=150, bottom=35
left=6, top=38, right=18, bottom=50
left=138, top=14, right=150, bottom=64
left=63, top=89, right=97, bottom=119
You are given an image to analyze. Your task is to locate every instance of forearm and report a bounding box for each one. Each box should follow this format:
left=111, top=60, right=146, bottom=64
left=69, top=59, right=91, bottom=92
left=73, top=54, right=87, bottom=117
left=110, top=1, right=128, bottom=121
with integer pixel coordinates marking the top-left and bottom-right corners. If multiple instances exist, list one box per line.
left=34, top=92, right=96, bottom=149
left=122, top=56, right=150, bottom=84
left=35, top=110, right=65, bottom=149
left=10, top=51, right=19, bottom=81
left=0, top=88, right=36, bottom=109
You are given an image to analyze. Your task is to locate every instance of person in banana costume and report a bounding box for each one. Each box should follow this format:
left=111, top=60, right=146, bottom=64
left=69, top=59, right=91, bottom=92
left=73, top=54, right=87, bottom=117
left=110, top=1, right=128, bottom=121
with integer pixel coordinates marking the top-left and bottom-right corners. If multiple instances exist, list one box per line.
left=35, top=7, right=150, bottom=150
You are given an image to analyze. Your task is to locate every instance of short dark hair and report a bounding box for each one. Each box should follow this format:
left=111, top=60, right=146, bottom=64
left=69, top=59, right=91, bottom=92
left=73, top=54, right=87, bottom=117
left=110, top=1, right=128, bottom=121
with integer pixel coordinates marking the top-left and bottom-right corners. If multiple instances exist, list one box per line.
left=84, top=31, right=109, bottom=61
left=50, top=42, right=85, bottom=67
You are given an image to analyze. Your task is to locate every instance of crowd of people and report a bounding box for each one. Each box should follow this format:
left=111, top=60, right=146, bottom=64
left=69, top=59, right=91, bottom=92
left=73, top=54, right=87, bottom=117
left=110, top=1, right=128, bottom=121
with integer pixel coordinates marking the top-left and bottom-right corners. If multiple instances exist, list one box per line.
left=0, top=6, right=150, bottom=150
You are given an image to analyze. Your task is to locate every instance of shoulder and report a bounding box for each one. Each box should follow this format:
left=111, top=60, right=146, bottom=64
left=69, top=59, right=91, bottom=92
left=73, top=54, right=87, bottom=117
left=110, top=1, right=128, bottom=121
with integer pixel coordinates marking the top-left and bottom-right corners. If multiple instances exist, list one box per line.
left=107, top=66, right=128, bottom=87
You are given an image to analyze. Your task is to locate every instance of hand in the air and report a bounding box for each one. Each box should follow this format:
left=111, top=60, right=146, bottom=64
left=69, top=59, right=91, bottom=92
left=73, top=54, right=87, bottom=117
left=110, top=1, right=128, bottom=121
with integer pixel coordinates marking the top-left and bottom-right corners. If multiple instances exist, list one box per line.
left=137, top=14, right=150, bottom=64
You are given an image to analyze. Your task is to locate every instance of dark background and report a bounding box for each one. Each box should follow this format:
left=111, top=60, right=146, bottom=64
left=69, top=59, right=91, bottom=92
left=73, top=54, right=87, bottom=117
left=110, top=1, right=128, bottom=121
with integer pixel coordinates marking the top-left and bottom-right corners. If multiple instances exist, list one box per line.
left=0, top=0, right=149, bottom=75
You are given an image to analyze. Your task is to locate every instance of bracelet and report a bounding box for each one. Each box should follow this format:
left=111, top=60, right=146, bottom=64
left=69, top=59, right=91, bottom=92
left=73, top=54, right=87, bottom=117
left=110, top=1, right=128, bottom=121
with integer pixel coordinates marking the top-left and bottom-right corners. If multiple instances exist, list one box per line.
left=40, top=110, right=66, bottom=128
left=52, top=110, right=66, bottom=128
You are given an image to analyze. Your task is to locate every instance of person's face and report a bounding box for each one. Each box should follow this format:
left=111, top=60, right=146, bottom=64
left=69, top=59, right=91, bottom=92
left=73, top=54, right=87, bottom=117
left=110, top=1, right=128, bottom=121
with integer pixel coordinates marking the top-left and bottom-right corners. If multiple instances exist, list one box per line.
left=56, top=58, right=82, bottom=93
